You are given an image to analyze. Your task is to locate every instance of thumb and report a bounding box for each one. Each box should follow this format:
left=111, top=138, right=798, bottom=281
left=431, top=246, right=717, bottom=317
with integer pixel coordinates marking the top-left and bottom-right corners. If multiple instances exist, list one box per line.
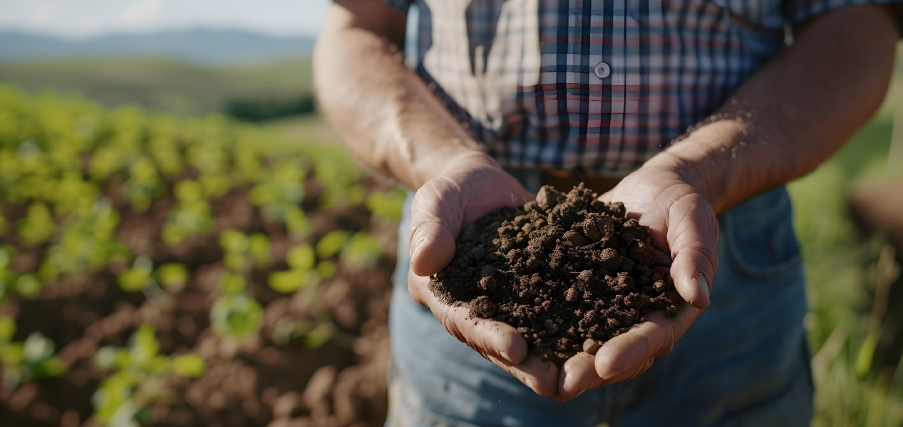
left=409, top=178, right=464, bottom=276
left=666, top=193, right=718, bottom=309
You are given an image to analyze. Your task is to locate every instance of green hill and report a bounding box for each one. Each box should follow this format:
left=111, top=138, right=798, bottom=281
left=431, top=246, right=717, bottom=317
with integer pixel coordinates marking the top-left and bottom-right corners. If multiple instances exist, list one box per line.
left=0, top=57, right=313, bottom=116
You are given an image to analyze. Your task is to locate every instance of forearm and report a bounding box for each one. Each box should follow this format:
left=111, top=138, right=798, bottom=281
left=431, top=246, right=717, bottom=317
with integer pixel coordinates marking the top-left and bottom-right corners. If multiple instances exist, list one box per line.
left=313, top=1, right=486, bottom=190
left=656, top=5, right=897, bottom=214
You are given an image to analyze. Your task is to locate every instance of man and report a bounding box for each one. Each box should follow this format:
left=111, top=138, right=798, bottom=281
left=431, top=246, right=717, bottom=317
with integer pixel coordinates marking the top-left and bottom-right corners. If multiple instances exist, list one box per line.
left=314, top=1, right=899, bottom=425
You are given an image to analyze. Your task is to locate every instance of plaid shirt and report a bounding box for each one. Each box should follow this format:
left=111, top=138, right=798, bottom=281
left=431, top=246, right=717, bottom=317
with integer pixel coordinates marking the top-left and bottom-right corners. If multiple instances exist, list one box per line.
left=379, top=0, right=897, bottom=174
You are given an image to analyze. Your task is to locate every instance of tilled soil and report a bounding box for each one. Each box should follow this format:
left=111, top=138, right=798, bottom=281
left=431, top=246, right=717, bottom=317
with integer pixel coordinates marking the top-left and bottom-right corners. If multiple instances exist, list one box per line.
left=430, top=184, right=680, bottom=365
left=0, top=179, right=395, bottom=427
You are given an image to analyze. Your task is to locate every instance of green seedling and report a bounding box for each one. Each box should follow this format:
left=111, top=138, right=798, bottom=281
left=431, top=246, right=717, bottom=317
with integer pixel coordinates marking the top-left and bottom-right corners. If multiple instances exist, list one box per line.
left=248, top=233, right=272, bottom=268
left=118, top=257, right=154, bottom=292
left=316, top=230, right=350, bottom=259
left=0, top=318, right=66, bottom=390
left=219, top=229, right=251, bottom=272
left=156, top=263, right=188, bottom=289
left=268, top=269, right=316, bottom=294
left=286, top=245, right=316, bottom=270
left=93, top=325, right=206, bottom=427
left=220, top=272, right=246, bottom=295
left=284, top=207, right=312, bottom=238
left=210, top=294, right=263, bottom=339
left=340, top=231, right=382, bottom=268
left=367, top=187, right=406, bottom=222
left=17, top=202, right=56, bottom=244
left=13, top=274, right=42, bottom=299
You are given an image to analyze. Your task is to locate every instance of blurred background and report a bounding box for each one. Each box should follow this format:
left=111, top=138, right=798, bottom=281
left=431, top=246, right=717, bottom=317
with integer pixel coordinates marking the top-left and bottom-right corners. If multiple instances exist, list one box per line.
left=0, top=1, right=901, bottom=426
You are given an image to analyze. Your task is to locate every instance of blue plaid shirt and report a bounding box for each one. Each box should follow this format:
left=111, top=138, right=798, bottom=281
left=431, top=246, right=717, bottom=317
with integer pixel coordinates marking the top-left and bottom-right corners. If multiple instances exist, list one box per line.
left=379, top=0, right=898, bottom=174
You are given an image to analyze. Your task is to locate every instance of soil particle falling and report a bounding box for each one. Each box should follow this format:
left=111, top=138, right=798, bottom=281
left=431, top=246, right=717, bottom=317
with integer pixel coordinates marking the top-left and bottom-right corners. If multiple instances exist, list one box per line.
left=429, top=184, right=680, bottom=365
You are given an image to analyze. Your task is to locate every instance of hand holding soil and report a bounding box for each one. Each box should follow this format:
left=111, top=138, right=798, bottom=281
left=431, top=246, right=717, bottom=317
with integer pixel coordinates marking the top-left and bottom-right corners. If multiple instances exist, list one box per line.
left=414, top=156, right=719, bottom=400
left=406, top=152, right=563, bottom=396
left=553, top=161, right=719, bottom=400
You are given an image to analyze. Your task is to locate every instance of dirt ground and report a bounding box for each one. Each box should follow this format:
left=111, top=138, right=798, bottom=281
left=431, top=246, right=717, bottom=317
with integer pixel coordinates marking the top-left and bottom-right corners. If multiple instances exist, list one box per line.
left=0, top=179, right=396, bottom=427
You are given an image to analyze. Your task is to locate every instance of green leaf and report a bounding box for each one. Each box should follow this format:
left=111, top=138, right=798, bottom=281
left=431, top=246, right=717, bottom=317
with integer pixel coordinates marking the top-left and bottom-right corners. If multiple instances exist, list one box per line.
left=129, top=325, right=160, bottom=366
left=210, top=294, right=263, bottom=339
left=156, top=263, right=188, bottom=288
left=219, top=272, right=246, bottom=295
left=268, top=270, right=312, bottom=294
left=317, top=261, right=336, bottom=280
left=0, top=317, right=15, bottom=342
left=171, top=354, right=206, bottom=377
left=316, top=230, right=350, bottom=259
left=286, top=245, right=316, bottom=270
left=340, top=231, right=382, bottom=267
left=285, top=208, right=312, bottom=238
left=117, top=268, right=152, bottom=292
left=248, top=234, right=271, bottom=268
left=34, top=357, right=66, bottom=377
left=219, top=229, right=249, bottom=254
left=303, top=323, right=334, bottom=349
left=95, top=346, right=119, bottom=370
left=0, top=342, right=24, bottom=367
left=0, top=246, right=10, bottom=270
left=14, top=274, right=42, bottom=298
left=17, top=202, right=56, bottom=244
left=856, top=332, right=878, bottom=379
left=22, top=332, right=54, bottom=363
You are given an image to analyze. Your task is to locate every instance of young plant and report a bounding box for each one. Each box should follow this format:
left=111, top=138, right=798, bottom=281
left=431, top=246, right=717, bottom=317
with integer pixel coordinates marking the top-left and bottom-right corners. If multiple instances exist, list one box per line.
left=93, top=325, right=206, bottom=427
left=117, top=257, right=154, bottom=292
left=0, top=317, right=66, bottom=390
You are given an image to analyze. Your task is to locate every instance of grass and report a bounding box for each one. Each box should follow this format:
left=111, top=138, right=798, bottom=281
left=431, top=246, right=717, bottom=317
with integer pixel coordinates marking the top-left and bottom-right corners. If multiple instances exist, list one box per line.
left=789, top=68, right=903, bottom=425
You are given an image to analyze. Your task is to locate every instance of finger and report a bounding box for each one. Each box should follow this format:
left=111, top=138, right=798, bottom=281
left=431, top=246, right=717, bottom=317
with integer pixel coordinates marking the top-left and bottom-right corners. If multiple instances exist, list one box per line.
left=487, top=353, right=559, bottom=397
left=408, top=273, right=528, bottom=366
left=408, top=178, right=463, bottom=276
left=554, top=352, right=601, bottom=401
left=594, top=306, right=700, bottom=381
left=666, top=193, right=718, bottom=309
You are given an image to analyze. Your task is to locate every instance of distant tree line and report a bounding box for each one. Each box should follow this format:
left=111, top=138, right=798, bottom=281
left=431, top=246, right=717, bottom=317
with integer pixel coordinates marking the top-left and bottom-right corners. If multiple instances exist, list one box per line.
left=223, top=93, right=316, bottom=122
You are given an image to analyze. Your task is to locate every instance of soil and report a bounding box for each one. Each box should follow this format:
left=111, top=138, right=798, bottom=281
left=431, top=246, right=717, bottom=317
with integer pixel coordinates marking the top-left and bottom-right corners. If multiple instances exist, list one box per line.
left=0, top=177, right=395, bottom=427
left=429, top=184, right=680, bottom=365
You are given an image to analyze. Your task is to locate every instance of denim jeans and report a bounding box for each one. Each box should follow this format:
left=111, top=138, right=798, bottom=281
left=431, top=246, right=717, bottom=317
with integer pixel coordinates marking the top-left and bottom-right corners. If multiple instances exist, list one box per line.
left=386, top=173, right=813, bottom=427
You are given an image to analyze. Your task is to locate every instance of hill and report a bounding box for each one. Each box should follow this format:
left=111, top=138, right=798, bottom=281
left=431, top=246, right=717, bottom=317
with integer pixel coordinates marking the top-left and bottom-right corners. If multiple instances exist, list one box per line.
left=0, top=29, right=316, bottom=65
left=0, top=57, right=313, bottom=116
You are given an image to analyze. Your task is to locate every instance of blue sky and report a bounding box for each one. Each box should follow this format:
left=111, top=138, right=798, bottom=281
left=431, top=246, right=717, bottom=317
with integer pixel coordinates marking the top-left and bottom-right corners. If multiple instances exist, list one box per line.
left=0, top=0, right=332, bottom=37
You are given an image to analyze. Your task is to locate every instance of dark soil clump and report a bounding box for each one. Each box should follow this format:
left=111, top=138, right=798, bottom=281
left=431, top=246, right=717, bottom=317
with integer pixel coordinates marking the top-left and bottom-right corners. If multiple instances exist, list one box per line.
left=429, top=184, right=680, bottom=365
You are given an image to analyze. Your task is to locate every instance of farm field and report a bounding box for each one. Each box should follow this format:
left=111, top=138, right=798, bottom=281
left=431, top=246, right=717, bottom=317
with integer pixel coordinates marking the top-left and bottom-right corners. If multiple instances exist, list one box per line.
left=0, top=47, right=901, bottom=426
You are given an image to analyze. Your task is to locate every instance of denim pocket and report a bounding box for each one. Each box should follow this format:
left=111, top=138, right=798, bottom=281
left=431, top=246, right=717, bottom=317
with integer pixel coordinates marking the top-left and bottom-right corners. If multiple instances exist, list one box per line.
left=720, top=187, right=803, bottom=280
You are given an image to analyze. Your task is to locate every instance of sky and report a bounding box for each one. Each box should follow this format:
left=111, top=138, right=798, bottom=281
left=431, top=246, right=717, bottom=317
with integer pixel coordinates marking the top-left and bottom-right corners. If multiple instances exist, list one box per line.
left=0, top=0, right=332, bottom=37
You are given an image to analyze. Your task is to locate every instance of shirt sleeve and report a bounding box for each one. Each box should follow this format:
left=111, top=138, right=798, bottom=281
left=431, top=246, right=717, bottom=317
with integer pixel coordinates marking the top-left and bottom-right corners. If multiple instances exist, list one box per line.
left=785, top=0, right=903, bottom=28
left=376, top=0, right=414, bottom=12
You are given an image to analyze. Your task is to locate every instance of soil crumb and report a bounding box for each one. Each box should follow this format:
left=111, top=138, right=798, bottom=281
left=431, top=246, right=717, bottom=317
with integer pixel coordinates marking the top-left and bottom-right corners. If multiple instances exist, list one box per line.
left=429, top=184, right=680, bottom=365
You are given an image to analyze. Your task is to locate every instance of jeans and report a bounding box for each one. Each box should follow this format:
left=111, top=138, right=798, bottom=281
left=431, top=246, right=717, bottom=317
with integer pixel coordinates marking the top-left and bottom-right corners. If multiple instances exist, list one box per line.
left=385, top=174, right=813, bottom=427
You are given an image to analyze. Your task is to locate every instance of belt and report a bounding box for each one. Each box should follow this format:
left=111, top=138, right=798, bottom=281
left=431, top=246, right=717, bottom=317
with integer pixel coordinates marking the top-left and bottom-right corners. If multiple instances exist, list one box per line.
left=539, top=168, right=622, bottom=196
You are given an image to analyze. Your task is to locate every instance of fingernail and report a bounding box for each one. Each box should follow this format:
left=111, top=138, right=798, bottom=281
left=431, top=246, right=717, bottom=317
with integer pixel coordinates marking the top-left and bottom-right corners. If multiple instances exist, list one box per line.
left=696, top=273, right=710, bottom=299
left=500, top=350, right=515, bottom=365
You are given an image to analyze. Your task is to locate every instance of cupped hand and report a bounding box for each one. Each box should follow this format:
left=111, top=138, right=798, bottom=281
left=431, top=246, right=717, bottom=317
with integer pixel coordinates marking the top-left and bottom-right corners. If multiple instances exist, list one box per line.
left=552, top=154, right=720, bottom=401
left=406, top=151, right=561, bottom=396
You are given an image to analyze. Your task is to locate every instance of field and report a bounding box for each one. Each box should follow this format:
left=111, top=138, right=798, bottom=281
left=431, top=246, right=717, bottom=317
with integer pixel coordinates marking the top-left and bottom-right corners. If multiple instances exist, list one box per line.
left=0, top=51, right=901, bottom=426
left=0, top=58, right=313, bottom=117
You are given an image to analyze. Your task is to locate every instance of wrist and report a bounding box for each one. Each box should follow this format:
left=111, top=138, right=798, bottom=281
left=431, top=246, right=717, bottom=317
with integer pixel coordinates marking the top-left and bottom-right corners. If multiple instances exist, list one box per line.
left=412, top=147, right=497, bottom=188
left=646, top=119, right=748, bottom=214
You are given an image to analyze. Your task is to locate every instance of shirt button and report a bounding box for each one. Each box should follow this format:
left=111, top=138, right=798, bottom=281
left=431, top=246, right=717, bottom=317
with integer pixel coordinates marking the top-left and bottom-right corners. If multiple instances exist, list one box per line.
left=594, top=62, right=611, bottom=79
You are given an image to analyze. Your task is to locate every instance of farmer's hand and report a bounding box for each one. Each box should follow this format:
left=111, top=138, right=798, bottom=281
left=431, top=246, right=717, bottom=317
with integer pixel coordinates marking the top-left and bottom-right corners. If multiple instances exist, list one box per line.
left=406, top=151, right=561, bottom=396
left=552, top=152, right=719, bottom=401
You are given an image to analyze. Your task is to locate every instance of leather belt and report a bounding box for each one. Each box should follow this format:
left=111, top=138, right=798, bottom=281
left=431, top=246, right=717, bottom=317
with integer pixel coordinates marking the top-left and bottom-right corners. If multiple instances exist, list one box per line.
left=539, top=168, right=622, bottom=196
